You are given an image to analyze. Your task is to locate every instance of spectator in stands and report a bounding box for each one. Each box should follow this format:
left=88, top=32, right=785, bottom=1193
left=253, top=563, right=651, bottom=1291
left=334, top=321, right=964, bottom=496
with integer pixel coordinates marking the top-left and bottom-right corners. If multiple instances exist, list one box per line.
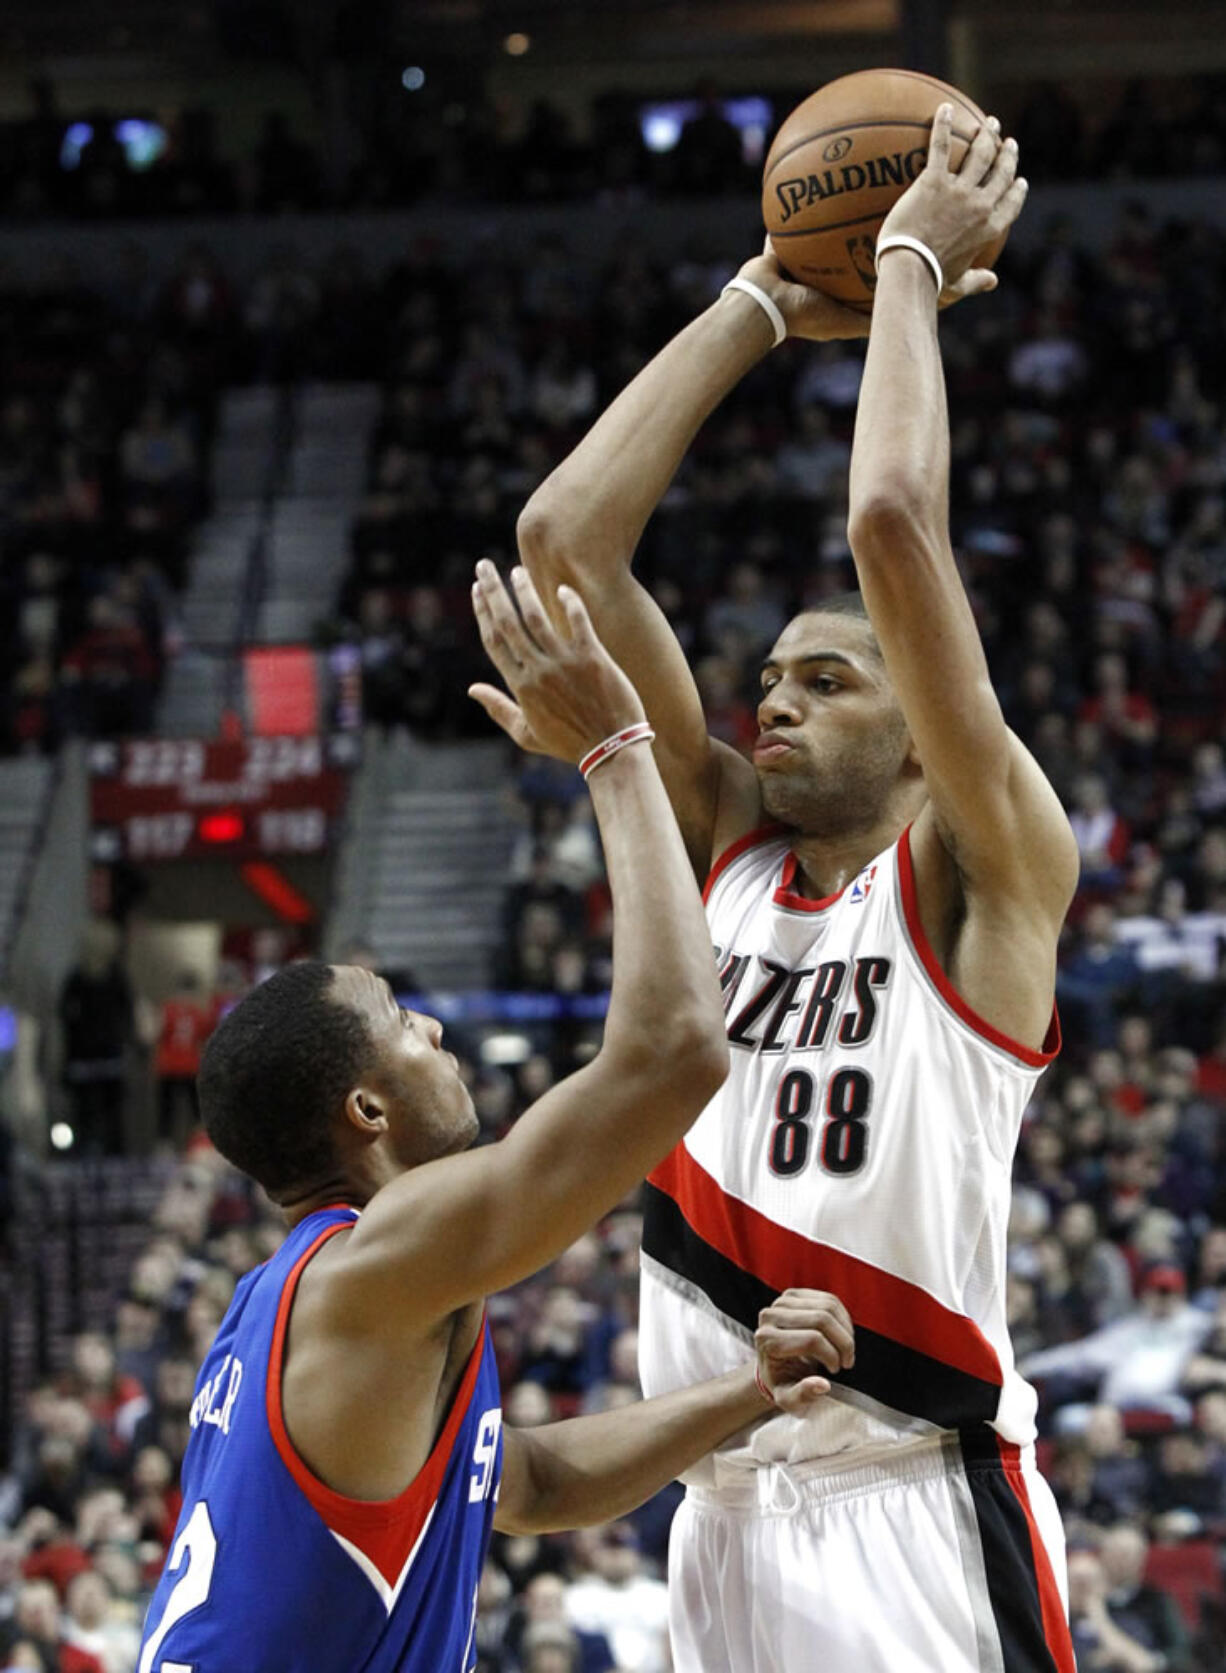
left=564, top=1522, right=669, bottom=1673
left=2, top=1577, right=103, bottom=1673
left=59, top=598, right=158, bottom=739
left=520, top=1620, right=584, bottom=1672
left=1068, top=774, right=1130, bottom=891
left=153, top=973, right=217, bottom=1149
left=1022, top=1262, right=1214, bottom=1427
left=671, top=82, right=743, bottom=194
left=1066, top=1544, right=1172, bottom=1673
left=1007, top=311, right=1088, bottom=403
left=774, top=404, right=850, bottom=502
left=130, top=1358, right=195, bottom=1470
left=519, top=1287, right=598, bottom=1403
left=508, top=1572, right=615, bottom=1673
left=1084, top=1404, right=1150, bottom=1522
left=118, top=398, right=199, bottom=534
left=1056, top=1204, right=1136, bottom=1329
left=1098, top=1523, right=1194, bottom=1671
left=1058, top=905, right=1142, bottom=1047
left=60, top=1335, right=147, bottom=1471
left=61, top=1571, right=139, bottom=1673
left=1181, top=1287, right=1226, bottom=1400
left=56, top=921, right=134, bottom=1158
left=1149, top=1426, right=1226, bottom=1519
left=1117, top=876, right=1226, bottom=995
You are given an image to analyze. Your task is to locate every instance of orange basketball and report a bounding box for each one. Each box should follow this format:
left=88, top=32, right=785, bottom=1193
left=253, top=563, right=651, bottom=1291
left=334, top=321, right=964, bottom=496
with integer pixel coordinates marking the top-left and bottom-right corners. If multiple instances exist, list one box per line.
left=762, top=68, right=1007, bottom=311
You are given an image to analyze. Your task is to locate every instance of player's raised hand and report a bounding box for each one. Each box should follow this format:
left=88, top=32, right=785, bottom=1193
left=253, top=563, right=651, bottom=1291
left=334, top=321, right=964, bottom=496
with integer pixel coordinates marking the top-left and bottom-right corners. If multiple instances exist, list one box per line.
left=878, top=104, right=1027, bottom=301
left=732, top=240, right=871, bottom=342
left=469, top=559, right=646, bottom=763
left=755, top=1288, right=856, bottom=1413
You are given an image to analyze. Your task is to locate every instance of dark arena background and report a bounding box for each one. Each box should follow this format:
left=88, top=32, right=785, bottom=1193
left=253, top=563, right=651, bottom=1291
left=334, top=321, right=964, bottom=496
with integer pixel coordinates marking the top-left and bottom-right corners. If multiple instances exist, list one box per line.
left=1, top=0, right=1225, bottom=1667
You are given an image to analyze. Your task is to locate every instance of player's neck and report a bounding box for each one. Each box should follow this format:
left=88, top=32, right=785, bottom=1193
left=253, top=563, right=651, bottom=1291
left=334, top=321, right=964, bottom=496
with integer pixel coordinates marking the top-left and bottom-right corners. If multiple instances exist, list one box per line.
left=279, top=1174, right=369, bottom=1227
left=788, top=810, right=909, bottom=901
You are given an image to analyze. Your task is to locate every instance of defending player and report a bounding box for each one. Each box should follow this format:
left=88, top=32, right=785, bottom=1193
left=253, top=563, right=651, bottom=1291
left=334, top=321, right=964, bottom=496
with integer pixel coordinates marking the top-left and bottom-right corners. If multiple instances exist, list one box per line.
left=519, top=110, right=1080, bottom=1671
left=136, top=564, right=850, bottom=1673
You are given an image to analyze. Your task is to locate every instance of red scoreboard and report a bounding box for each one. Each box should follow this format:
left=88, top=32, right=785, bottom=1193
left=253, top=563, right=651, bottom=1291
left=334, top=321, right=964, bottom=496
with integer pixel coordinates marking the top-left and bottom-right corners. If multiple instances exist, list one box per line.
left=88, top=735, right=357, bottom=863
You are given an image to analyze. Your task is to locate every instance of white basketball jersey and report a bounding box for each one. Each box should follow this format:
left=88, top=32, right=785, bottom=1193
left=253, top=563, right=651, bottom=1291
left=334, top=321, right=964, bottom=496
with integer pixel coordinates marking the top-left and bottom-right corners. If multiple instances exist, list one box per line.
left=639, top=823, right=1059, bottom=1481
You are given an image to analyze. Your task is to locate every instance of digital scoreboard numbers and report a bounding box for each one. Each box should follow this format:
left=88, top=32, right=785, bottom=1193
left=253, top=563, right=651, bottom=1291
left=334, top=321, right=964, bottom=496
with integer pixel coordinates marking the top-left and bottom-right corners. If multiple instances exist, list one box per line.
left=88, top=736, right=358, bottom=863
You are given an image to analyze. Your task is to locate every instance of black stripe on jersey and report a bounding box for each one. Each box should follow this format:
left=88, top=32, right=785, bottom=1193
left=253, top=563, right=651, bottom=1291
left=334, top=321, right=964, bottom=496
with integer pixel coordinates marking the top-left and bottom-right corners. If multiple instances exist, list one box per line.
left=642, top=1182, right=1000, bottom=1430
left=957, top=1431, right=1065, bottom=1673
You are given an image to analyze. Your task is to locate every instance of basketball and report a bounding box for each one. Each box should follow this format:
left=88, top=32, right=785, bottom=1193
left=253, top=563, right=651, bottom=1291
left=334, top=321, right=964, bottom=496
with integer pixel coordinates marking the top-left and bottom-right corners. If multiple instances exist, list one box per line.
left=762, top=68, right=1007, bottom=310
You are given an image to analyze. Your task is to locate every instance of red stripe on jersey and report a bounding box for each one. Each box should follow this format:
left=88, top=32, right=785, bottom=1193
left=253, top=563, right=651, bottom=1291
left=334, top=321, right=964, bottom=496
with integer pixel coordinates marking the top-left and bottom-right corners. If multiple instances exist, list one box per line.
left=897, top=824, right=1060, bottom=1069
left=773, top=850, right=848, bottom=913
left=266, top=1221, right=488, bottom=1591
left=648, top=1144, right=1002, bottom=1386
left=703, top=825, right=787, bottom=905
left=996, top=1440, right=1077, bottom=1673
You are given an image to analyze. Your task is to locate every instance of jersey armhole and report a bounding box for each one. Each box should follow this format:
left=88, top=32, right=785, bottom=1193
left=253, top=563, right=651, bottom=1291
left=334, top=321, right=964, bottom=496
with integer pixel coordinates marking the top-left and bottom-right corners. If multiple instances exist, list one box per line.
left=703, top=824, right=787, bottom=904
left=896, top=824, right=1060, bottom=1070
left=266, top=1225, right=489, bottom=1597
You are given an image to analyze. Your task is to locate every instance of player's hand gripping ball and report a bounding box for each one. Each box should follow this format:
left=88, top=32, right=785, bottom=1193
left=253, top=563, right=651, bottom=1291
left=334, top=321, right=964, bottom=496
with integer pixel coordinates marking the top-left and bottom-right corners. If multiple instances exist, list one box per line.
left=762, top=67, right=1012, bottom=311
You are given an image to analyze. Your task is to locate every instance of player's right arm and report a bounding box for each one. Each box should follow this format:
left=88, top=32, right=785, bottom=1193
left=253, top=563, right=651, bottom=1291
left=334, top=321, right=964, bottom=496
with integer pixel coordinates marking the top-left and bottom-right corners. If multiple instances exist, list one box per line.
left=517, top=258, right=869, bottom=876
left=332, top=564, right=729, bottom=1327
left=496, top=1289, right=852, bottom=1532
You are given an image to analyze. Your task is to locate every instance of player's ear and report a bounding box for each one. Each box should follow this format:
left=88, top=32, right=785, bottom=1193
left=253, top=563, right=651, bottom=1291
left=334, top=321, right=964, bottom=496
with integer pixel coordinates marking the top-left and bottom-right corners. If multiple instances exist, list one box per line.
left=343, top=1087, right=389, bottom=1138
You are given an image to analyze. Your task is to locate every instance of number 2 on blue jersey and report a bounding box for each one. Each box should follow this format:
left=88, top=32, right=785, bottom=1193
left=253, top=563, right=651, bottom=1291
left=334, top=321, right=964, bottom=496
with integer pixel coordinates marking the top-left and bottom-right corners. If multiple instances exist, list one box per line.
left=138, top=1501, right=218, bottom=1673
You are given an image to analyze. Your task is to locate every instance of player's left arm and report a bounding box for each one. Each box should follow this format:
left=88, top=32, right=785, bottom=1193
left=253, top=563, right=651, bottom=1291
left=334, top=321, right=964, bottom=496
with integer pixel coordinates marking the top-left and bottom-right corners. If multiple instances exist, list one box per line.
left=496, top=1288, right=849, bottom=1533
left=846, top=112, right=1079, bottom=1023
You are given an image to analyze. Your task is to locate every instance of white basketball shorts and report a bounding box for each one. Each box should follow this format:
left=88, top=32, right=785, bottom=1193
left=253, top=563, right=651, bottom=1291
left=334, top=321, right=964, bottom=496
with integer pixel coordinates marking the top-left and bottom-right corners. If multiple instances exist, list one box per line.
left=668, top=1430, right=1074, bottom=1673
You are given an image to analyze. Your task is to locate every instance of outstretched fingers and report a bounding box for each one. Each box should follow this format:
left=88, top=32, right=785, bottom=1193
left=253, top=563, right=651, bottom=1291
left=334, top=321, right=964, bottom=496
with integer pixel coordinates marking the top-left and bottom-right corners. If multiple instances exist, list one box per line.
left=960, top=116, right=1000, bottom=185
left=995, top=173, right=1029, bottom=231
left=508, top=564, right=560, bottom=653
left=555, top=583, right=600, bottom=650
left=927, top=102, right=954, bottom=173
left=473, top=559, right=535, bottom=679
left=984, top=133, right=1019, bottom=204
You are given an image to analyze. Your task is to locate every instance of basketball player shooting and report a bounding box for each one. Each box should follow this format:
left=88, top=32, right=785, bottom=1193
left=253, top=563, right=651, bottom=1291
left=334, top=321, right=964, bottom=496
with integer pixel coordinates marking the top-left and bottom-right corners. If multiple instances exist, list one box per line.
left=136, top=564, right=853, bottom=1673
left=519, top=108, right=1080, bottom=1672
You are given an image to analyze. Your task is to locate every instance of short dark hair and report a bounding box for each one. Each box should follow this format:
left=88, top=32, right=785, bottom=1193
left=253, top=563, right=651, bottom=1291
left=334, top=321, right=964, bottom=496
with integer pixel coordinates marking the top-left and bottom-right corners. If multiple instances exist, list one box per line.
left=805, top=591, right=881, bottom=655
left=198, top=962, right=373, bottom=1196
left=811, top=589, right=870, bottom=622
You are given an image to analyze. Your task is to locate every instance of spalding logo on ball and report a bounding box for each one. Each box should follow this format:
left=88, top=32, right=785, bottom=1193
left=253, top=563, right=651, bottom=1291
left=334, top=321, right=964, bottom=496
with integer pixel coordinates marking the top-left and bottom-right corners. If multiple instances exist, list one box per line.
left=762, top=68, right=1008, bottom=311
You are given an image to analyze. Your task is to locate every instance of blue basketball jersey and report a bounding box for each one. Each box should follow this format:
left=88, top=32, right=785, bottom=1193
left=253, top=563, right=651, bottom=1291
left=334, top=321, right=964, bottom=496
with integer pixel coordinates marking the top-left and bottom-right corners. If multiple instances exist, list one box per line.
left=137, top=1205, right=504, bottom=1673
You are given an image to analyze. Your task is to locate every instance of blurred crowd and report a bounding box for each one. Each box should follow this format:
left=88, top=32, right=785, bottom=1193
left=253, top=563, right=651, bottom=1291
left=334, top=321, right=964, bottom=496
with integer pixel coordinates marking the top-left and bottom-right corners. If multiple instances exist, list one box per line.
left=0, top=235, right=384, bottom=755
left=1, top=72, right=1225, bottom=224
left=2, top=179, right=1226, bottom=1671
left=0, top=258, right=215, bottom=754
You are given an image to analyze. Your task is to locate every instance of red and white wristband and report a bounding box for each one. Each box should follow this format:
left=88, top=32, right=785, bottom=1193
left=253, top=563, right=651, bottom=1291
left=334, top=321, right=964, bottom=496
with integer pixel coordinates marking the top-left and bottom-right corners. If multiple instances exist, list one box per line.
left=579, top=722, right=656, bottom=782
left=754, top=1366, right=777, bottom=1407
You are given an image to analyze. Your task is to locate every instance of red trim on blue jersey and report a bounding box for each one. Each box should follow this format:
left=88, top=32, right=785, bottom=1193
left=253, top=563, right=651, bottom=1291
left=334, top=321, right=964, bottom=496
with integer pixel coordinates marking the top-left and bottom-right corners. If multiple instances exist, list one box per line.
left=896, top=824, right=1060, bottom=1069
left=703, top=825, right=787, bottom=905
left=647, top=1143, right=1002, bottom=1387
left=266, top=1221, right=489, bottom=1592
left=773, top=850, right=848, bottom=914
left=996, top=1439, right=1077, bottom=1673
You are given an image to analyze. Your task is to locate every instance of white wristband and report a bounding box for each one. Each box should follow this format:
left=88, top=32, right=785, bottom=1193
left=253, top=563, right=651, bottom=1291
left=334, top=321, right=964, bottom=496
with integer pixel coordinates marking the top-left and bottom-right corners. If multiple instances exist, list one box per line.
left=579, top=722, right=656, bottom=782
left=720, top=276, right=787, bottom=348
left=875, top=234, right=944, bottom=297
